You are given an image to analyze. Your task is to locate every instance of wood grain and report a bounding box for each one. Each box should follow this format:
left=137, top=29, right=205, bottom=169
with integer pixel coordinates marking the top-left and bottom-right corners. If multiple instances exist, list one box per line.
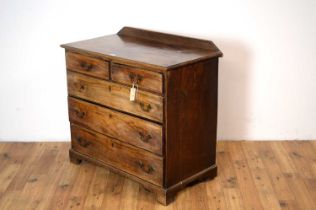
left=62, top=27, right=222, bottom=205
left=68, top=97, right=163, bottom=155
left=61, top=27, right=222, bottom=70
left=111, top=63, right=163, bottom=94
left=71, top=124, right=163, bottom=186
left=0, top=141, right=315, bottom=209
left=67, top=71, right=163, bottom=123
left=66, top=51, right=109, bottom=79
left=242, top=142, right=282, bottom=209
left=118, top=27, right=223, bottom=52
left=165, top=58, right=218, bottom=187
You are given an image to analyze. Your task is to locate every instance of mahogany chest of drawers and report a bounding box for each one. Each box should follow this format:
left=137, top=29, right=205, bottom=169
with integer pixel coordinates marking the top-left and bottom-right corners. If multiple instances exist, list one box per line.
left=61, top=27, right=222, bottom=205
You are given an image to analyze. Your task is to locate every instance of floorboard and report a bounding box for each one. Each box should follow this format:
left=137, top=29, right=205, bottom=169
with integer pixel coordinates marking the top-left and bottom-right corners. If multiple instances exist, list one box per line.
left=0, top=141, right=315, bottom=209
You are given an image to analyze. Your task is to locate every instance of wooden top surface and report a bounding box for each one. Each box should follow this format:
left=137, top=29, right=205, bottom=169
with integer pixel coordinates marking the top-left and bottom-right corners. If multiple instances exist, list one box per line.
left=61, top=27, right=222, bottom=71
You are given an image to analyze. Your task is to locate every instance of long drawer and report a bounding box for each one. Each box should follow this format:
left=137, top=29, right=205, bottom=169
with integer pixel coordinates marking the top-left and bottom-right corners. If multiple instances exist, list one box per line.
left=68, top=97, right=163, bottom=155
left=71, top=124, right=163, bottom=186
left=67, top=71, right=163, bottom=123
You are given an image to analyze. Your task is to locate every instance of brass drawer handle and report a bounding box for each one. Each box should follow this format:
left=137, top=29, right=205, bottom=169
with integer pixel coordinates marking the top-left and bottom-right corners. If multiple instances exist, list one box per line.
left=79, top=84, right=85, bottom=91
left=145, top=165, right=155, bottom=174
left=139, top=102, right=152, bottom=112
left=136, top=160, right=155, bottom=174
left=138, top=132, right=152, bottom=143
left=129, top=73, right=143, bottom=83
left=79, top=61, right=93, bottom=71
left=137, top=160, right=144, bottom=168
left=76, top=137, right=91, bottom=148
left=75, top=110, right=86, bottom=119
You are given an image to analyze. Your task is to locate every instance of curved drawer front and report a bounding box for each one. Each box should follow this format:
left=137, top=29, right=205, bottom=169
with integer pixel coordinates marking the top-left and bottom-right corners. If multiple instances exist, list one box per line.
left=111, top=63, right=163, bottom=94
left=71, top=124, right=163, bottom=186
left=67, top=71, right=163, bottom=123
left=68, top=97, right=163, bottom=155
left=66, top=52, right=109, bottom=79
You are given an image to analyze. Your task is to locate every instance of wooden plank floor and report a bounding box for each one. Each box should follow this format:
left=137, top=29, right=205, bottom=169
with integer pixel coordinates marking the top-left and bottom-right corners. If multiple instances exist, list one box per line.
left=0, top=141, right=315, bottom=210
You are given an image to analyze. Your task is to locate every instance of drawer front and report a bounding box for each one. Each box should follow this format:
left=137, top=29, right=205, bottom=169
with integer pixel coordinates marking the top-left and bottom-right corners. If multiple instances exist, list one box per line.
left=111, top=63, right=163, bottom=94
left=66, top=52, right=109, bottom=79
left=71, top=124, right=163, bottom=186
left=67, top=71, right=163, bottom=122
left=68, top=97, right=163, bottom=155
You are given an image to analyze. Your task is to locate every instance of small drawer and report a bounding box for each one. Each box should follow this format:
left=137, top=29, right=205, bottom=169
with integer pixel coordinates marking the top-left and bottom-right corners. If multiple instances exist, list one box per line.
left=66, top=51, right=109, bottom=79
left=111, top=63, right=163, bottom=94
left=71, top=124, right=163, bottom=186
left=68, top=97, right=163, bottom=155
left=67, top=71, right=163, bottom=123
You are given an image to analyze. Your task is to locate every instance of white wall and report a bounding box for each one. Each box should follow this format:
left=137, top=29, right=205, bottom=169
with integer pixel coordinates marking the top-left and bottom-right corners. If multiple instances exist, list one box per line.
left=0, top=0, right=315, bottom=141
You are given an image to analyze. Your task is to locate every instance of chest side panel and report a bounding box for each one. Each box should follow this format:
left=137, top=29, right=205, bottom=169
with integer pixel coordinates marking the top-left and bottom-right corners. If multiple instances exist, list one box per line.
left=164, top=58, right=218, bottom=187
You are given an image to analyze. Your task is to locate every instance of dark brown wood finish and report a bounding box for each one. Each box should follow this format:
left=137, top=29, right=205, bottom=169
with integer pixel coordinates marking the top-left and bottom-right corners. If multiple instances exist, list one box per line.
left=66, top=51, right=109, bottom=79
left=68, top=97, right=163, bottom=155
left=70, top=124, right=163, bottom=186
left=164, top=59, right=218, bottom=187
left=61, top=27, right=222, bottom=205
left=118, top=27, right=221, bottom=52
left=61, top=27, right=222, bottom=71
left=111, top=63, right=163, bottom=94
left=67, top=71, right=163, bottom=122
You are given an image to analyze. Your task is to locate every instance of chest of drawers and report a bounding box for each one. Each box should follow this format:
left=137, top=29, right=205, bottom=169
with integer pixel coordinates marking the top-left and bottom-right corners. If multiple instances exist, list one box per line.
left=61, top=27, right=222, bottom=205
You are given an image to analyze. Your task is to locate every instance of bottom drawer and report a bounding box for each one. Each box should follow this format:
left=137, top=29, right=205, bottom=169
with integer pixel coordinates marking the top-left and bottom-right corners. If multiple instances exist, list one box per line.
left=70, top=124, right=163, bottom=186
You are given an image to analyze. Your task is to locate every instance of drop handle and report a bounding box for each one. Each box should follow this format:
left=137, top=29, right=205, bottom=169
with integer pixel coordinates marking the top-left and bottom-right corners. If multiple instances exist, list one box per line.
left=136, top=160, right=155, bottom=174
left=76, top=137, right=91, bottom=147
left=79, top=61, right=93, bottom=71
left=145, top=165, right=154, bottom=174
left=139, top=132, right=152, bottom=143
left=129, top=73, right=143, bottom=83
left=139, top=102, right=152, bottom=112
left=75, top=110, right=86, bottom=119
left=79, top=84, right=85, bottom=91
